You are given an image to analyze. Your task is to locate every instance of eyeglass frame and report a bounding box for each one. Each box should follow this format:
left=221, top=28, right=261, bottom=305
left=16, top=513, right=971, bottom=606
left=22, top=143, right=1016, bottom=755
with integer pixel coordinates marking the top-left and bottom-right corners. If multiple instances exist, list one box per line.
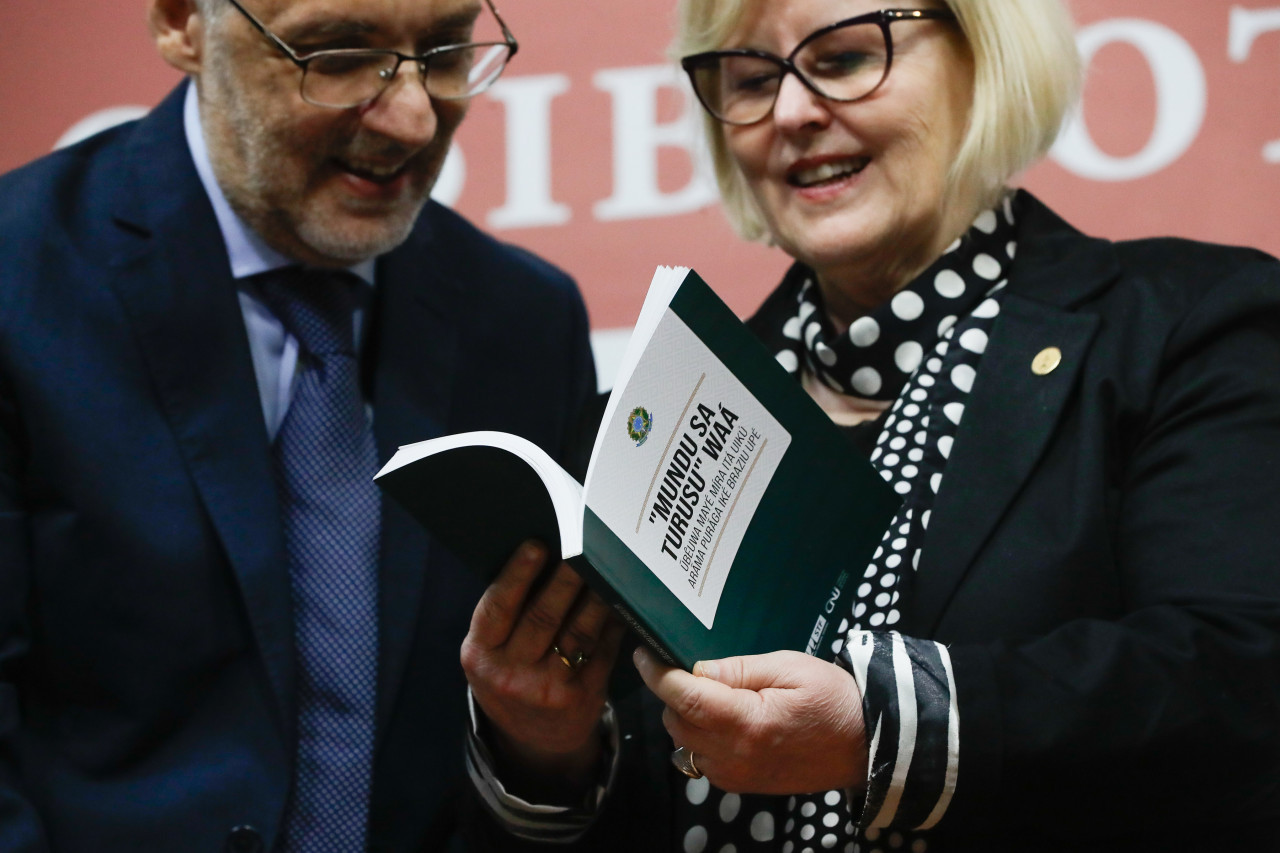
left=680, top=8, right=957, bottom=126
left=222, top=0, right=520, bottom=108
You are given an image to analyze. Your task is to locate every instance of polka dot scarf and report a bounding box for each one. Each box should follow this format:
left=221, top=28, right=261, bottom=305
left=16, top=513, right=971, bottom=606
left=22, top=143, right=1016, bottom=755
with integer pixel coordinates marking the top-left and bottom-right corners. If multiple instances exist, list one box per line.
left=672, top=196, right=1018, bottom=853
left=758, top=201, right=1017, bottom=402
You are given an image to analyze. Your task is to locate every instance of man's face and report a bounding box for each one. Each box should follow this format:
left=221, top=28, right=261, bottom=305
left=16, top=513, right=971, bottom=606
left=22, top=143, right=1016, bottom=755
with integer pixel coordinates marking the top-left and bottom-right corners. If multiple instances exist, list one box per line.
left=196, top=0, right=479, bottom=267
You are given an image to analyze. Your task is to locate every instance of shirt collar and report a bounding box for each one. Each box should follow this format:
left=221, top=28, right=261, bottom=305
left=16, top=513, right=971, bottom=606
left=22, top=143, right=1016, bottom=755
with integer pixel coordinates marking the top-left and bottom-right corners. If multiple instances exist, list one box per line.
left=183, top=82, right=376, bottom=286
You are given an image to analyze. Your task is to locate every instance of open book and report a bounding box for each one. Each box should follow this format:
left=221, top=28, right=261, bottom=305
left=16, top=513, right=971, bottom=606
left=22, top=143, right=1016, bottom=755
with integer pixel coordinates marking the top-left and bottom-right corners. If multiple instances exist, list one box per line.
left=375, top=267, right=899, bottom=670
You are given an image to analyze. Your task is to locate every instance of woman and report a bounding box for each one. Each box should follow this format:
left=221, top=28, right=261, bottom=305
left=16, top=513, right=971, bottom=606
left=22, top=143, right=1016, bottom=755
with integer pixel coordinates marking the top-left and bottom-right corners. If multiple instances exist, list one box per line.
left=460, top=1, right=1280, bottom=850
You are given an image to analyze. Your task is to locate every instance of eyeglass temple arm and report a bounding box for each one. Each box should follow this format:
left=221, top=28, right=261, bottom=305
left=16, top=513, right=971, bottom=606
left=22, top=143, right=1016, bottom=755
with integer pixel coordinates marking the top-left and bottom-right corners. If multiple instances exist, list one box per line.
left=223, top=0, right=311, bottom=66
left=483, top=0, right=519, bottom=58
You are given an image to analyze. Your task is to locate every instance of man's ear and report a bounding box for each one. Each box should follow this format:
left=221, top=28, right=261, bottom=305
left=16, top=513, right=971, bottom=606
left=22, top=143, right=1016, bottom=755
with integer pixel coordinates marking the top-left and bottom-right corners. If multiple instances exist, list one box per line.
left=149, top=0, right=206, bottom=75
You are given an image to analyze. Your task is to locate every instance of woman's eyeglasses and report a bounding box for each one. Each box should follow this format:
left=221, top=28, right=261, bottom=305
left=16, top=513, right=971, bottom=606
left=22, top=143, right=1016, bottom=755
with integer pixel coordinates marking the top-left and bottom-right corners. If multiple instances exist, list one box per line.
left=681, top=8, right=956, bottom=126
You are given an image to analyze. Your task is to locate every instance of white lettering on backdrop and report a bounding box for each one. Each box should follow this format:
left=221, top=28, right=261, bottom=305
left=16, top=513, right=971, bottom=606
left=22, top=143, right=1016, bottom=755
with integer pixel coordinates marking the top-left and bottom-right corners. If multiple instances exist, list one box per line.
left=484, top=74, right=573, bottom=228
left=1052, top=19, right=1206, bottom=181
left=57, top=12, right=1280, bottom=220
left=591, top=65, right=719, bottom=221
left=1229, top=6, right=1280, bottom=163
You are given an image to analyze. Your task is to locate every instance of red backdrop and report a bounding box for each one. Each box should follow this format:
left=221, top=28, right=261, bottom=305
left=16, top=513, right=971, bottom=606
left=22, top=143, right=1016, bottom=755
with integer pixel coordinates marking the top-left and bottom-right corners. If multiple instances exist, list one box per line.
left=3, top=1, right=1279, bottom=333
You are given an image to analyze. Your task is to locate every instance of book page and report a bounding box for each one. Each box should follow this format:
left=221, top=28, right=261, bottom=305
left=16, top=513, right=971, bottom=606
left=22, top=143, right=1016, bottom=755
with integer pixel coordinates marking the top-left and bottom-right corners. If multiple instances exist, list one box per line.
left=585, top=266, right=688, bottom=488
left=377, top=431, right=588, bottom=557
left=585, top=309, right=791, bottom=629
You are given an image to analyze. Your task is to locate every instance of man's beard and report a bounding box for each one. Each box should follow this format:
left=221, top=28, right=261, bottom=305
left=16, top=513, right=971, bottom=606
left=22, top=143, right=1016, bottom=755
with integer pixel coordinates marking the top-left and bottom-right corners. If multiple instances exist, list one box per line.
left=201, top=48, right=435, bottom=266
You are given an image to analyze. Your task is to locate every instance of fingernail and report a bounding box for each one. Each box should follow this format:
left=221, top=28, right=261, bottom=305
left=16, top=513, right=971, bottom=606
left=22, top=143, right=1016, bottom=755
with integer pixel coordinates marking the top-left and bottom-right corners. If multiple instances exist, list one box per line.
left=633, top=646, right=650, bottom=670
left=694, top=660, right=719, bottom=680
left=521, top=541, right=543, bottom=562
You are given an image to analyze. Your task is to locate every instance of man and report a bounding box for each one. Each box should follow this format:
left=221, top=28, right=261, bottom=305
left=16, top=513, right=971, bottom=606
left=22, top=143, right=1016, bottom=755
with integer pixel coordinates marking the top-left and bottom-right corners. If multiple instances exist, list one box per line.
left=0, top=0, right=595, bottom=849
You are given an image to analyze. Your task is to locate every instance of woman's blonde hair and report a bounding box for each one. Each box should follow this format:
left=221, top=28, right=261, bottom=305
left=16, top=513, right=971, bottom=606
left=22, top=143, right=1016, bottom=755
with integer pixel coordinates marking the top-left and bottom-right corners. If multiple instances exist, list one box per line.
left=671, top=0, right=1083, bottom=242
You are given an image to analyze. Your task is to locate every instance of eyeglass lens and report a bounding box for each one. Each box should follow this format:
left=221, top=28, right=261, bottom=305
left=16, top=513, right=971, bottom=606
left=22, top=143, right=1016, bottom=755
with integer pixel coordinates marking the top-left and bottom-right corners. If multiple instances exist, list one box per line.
left=302, top=42, right=514, bottom=108
left=688, top=21, right=890, bottom=125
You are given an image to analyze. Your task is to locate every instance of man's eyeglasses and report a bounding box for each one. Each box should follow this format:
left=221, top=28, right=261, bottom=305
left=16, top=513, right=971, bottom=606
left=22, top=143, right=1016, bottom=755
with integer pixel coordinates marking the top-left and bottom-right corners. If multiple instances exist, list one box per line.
left=681, top=8, right=956, bottom=126
left=224, top=0, right=519, bottom=109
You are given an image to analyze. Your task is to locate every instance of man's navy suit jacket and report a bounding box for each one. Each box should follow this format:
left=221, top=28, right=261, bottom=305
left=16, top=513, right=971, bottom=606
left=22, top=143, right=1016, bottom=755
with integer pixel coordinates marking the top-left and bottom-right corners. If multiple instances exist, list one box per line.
left=0, top=84, right=596, bottom=852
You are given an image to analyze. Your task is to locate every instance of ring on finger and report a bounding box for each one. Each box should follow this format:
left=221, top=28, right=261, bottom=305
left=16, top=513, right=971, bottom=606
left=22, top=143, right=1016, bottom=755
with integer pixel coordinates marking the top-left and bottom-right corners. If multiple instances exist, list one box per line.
left=671, top=746, right=703, bottom=779
left=552, top=644, right=589, bottom=673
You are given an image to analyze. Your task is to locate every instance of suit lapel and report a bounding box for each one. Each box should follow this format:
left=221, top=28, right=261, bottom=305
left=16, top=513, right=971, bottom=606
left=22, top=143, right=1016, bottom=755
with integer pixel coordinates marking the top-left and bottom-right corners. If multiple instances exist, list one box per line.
left=370, top=210, right=465, bottom=734
left=906, top=193, right=1119, bottom=636
left=908, top=296, right=1098, bottom=634
left=106, top=86, right=296, bottom=731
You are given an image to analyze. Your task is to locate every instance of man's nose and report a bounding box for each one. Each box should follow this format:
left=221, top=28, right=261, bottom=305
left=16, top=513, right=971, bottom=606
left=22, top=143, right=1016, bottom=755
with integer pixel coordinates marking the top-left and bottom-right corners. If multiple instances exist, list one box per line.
left=358, top=64, right=439, bottom=148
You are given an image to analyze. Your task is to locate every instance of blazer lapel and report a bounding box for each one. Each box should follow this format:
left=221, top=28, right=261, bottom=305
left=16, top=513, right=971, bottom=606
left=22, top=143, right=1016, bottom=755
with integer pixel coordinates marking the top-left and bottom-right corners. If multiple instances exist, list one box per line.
left=370, top=210, right=465, bottom=734
left=106, top=86, right=295, bottom=731
left=906, top=194, right=1119, bottom=636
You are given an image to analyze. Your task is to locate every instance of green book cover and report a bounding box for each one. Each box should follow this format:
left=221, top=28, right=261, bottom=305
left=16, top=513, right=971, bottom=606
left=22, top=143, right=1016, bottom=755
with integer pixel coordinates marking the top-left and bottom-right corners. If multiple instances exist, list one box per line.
left=376, top=267, right=899, bottom=670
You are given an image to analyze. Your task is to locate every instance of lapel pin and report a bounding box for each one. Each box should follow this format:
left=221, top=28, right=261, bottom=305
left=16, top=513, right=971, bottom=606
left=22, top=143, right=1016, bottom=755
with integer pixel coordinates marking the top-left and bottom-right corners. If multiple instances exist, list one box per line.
left=1032, top=347, right=1063, bottom=376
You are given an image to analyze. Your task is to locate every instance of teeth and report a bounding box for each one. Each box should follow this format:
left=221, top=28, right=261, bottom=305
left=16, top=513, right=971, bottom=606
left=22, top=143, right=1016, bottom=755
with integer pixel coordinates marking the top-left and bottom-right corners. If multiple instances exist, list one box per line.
left=792, top=158, right=867, bottom=187
left=347, top=162, right=404, bottom=180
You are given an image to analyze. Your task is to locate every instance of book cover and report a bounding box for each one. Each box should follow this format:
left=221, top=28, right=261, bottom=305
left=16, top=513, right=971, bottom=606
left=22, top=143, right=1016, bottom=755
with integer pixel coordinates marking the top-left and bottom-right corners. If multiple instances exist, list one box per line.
left=376, top=267, right=899, bottom=669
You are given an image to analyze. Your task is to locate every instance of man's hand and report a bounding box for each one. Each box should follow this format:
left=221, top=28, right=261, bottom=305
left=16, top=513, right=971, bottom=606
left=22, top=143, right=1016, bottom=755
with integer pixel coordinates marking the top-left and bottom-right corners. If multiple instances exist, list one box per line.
left=461, top=540, right=625, bottom=792
left=634, top=647, right=868, bottom=794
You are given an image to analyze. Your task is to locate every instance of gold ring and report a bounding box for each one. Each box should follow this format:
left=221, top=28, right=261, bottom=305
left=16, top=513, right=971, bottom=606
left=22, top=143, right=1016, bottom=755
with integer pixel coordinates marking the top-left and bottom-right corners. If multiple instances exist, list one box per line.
left=552, top=644, right=588, bottom=672
left=671, top=746, right=703, bottom=779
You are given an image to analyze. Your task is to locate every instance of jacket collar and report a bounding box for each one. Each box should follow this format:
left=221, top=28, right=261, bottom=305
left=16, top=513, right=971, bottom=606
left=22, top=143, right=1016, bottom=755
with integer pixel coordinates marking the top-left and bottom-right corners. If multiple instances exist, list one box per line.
left=366, top=207, right=467, bottom=735
left=107, top=82, right=294, bottom=733
left=1002, top=190, right=1121, bottom=309
left=904, top=191, right=1120, bottom=635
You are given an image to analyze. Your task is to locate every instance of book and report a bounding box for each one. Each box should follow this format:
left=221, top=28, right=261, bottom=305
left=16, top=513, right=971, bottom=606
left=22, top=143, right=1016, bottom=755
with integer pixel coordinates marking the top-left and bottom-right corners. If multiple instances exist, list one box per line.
left=375, top=267, right=899, bottom=670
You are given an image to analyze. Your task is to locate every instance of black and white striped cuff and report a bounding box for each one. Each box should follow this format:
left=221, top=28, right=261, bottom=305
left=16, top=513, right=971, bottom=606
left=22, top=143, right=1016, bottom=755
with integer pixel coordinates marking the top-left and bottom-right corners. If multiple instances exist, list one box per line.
left=464, top=687, right=620, bottom=843
left=840, top=631, right=959, bottom=831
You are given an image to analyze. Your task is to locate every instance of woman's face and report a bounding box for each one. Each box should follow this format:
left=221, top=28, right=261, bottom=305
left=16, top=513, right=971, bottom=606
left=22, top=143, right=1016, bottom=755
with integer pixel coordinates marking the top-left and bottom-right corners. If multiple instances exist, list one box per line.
left=721, top=0, right=976, bottom=304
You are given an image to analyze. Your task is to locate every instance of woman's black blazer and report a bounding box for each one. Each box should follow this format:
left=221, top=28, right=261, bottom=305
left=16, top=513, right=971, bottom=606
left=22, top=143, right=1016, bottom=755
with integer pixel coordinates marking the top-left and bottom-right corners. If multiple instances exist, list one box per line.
left=469, top=191, right=1280, bottom=851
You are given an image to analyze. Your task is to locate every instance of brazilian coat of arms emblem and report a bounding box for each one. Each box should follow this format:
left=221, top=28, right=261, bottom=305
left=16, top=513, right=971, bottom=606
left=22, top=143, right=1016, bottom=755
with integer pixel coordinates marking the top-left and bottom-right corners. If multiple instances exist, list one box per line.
left=626, top=406, right=653, bottom=446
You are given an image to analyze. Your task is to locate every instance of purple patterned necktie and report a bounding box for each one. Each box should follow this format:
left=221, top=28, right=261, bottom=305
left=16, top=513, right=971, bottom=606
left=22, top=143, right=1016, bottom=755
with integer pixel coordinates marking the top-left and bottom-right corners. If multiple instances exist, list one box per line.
left=260, top=268, right=380, bottom=852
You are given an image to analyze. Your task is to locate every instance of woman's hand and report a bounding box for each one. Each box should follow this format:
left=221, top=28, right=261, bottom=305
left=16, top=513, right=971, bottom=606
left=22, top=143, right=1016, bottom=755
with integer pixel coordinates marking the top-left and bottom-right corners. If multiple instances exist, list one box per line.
left=635, top=647, right=868, bottom=794
left=461, top=540, right=625, bottom=793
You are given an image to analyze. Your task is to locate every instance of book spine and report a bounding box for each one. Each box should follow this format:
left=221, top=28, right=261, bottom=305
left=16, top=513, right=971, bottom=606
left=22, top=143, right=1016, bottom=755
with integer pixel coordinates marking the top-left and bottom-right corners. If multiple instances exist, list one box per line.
left=569, top=555, right=682, bottom=669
